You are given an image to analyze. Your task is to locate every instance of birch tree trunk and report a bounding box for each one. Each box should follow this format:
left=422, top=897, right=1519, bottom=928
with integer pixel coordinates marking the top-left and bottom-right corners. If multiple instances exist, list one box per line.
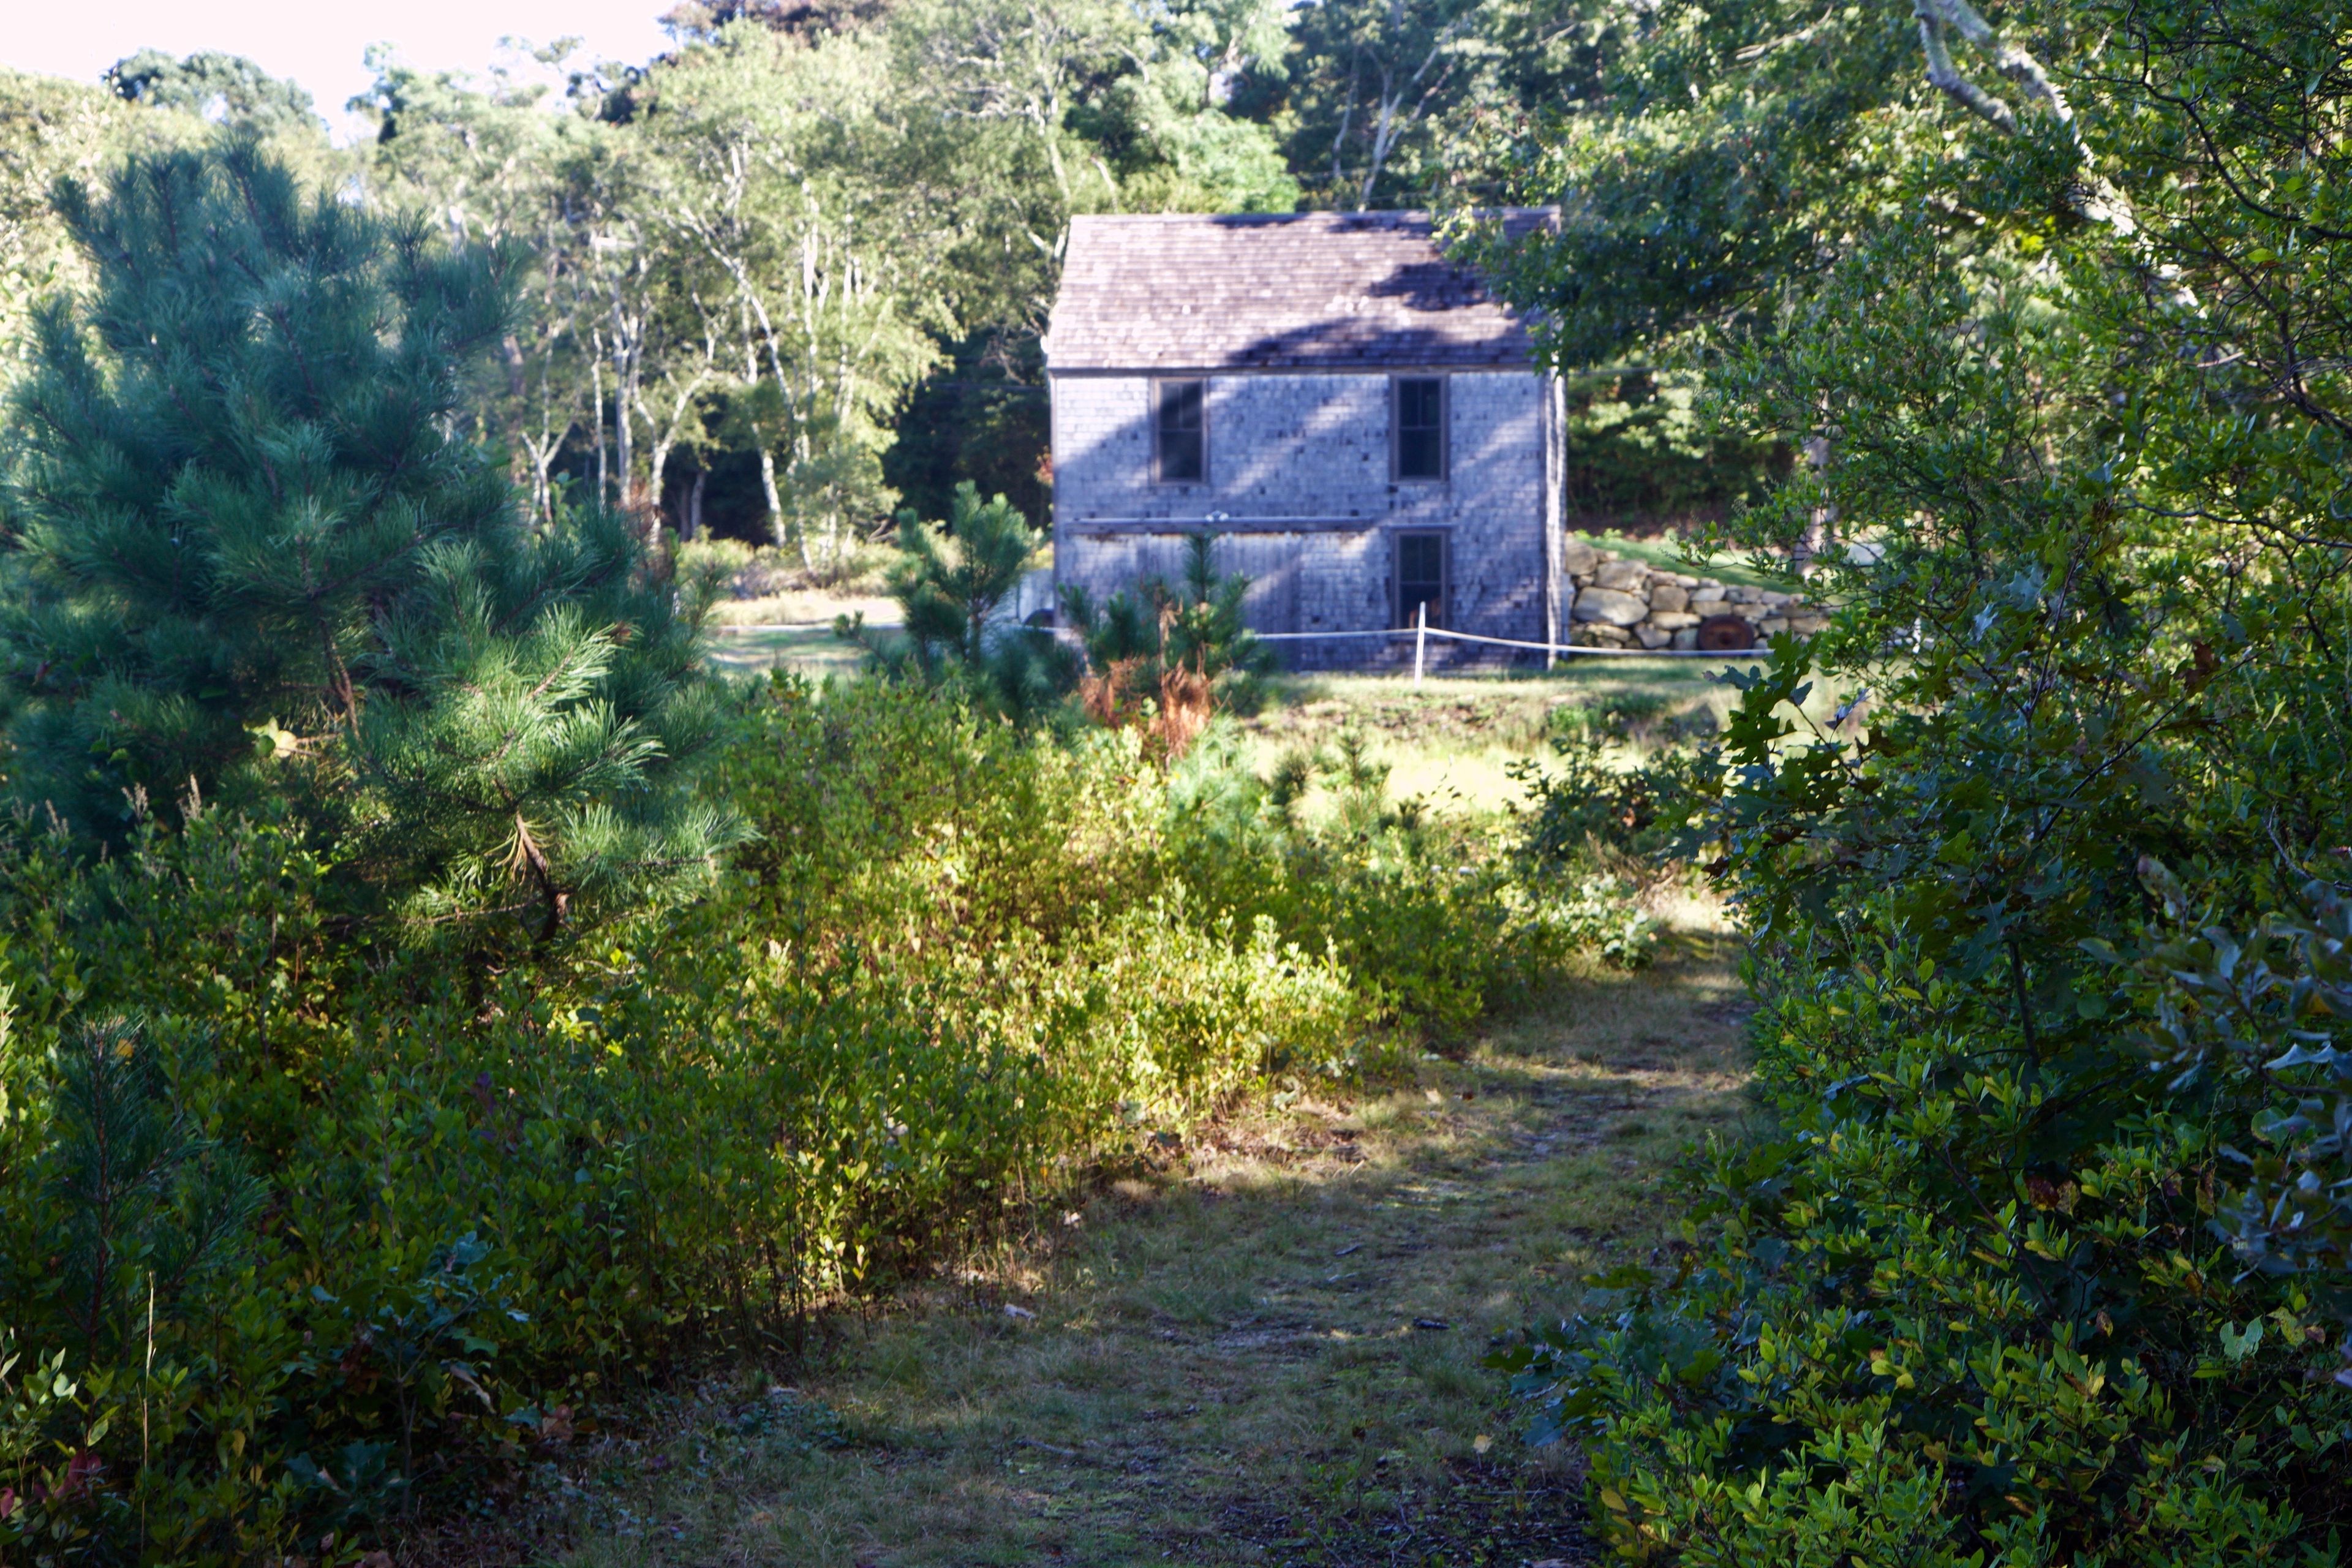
left=611, top=320, right=638, bottom=511
left=761, top=448, right=785, bottom=548
left=590, top=327, right=609, bottom=508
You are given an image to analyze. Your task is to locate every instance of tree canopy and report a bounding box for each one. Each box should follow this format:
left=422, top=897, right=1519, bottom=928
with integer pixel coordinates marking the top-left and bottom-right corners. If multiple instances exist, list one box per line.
left=1470, top=0, right=2352, bottom=1558
left=0, top=0, right=1785, bottom=556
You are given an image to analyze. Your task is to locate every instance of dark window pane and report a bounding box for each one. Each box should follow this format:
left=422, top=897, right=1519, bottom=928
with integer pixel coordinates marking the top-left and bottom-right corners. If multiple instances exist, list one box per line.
left=1160, top=428, right=1203, bottom=481
left=1158, top=380, right=1204, bottom=482
left=1398, top=427, right=1442, bottom=478
left=1395, top=377, right=1445, bottom=478
left=1398, top=532, right=1444, bottom=624
left=1161, top=379, right=1202, bottom=429
left=1400, top=378, right=1442, bottom=429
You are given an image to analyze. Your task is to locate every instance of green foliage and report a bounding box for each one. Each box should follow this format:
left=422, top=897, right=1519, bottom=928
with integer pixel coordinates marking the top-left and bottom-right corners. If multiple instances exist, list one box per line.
left=1557, top=369, right=1787, bottom=524
left=103, top=51, right=320, bottom=138
left=868, top=480, right=1077, bottom=719
left=1060, top=533, right=1276, bottom=703
left=891, top=481, right=1046, bottom=672
left=0, top=666, right=1663, bottom=1560
left=0, top=140, right=737, bottom=943
left=0, top=73, right=157, bottom=399
left=0, top=617, right=1675, bottom=1568
left=0, top=688, right=1375, bottom=1558
left=1163, top=720, right=1646, bottom=1041
left=41, top=1020, right=266, bottom=1357
left=1483, top=0, right=2352, bottom=1558
left=1512, top=697, right=1717, bottom=873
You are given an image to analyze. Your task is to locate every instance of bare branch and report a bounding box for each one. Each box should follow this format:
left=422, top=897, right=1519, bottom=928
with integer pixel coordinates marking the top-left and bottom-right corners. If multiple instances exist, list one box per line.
left=1915, top=2, right=2016, bottom=134
left=1929, top=0, right=2077, bottom=123
left=1911, top=0, right=2138, bottom=234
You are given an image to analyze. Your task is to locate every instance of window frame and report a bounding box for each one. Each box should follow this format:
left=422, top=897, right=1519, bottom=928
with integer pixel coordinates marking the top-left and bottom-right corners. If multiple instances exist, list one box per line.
left=1393, top=529, right=1449, bottom=628
left=1391, top=374, right=1449, bottom=482
left=1152, top=377, right=1207, bottom=485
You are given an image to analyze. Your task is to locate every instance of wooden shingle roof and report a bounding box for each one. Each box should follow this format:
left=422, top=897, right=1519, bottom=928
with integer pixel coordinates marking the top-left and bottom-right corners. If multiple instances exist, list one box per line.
left=1043, top=210, right=1553, bottom=373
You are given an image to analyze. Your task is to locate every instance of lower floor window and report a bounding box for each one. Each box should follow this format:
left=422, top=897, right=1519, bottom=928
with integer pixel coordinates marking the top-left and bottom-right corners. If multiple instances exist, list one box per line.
left=1395, top=531, right=1446, bottom=627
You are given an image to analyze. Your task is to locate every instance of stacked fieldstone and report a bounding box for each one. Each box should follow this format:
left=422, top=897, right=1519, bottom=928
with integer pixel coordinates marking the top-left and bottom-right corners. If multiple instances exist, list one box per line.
left=1564, top=539, right=1828, bottom=650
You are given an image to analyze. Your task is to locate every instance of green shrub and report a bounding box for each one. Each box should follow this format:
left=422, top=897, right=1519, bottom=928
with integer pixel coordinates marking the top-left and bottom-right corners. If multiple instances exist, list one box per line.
left=1511, top=699, right=1717, bottom=874
left=1060, top=532, right=1276, bottom=712
left=1498, top=391, right=2352, bottom=1567
left=854, top=481, right=1076, bottom=723
left=0, top=677, right=1444, bottom=1560
left=1481, top=0, right=2352, bottom=1556
left=1168, top=720, right=1648, bottom=1040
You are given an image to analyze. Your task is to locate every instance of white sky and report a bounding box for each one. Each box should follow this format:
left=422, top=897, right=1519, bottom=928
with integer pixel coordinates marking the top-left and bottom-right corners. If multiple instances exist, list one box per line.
left=1, top=0, right=676, bottom=140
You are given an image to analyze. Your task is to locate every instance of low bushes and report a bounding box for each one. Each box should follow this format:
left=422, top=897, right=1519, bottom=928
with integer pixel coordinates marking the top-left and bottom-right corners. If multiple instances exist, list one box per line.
left=0, top=673, right=1630, bottom=1561
left=1498, top=630, right=2352, bottom=1562
left=0, top=134, right=1648, bottom=1565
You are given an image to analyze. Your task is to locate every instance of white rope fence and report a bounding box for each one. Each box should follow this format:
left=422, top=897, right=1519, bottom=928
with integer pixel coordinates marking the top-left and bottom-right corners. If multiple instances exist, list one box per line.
left=713, top=606, right=1765, bottom=681
left=1253, top=602, right=1752, bottom=680
left=1251, top=625, right=1741, bottom=658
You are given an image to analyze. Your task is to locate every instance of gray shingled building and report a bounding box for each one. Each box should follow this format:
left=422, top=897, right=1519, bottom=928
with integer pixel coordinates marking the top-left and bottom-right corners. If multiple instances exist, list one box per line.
left=1042, top=210, right=1565, bottom=668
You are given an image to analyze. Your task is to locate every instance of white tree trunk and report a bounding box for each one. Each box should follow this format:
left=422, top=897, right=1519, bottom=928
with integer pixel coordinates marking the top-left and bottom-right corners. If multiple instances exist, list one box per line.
left=590, top=328, right=609, bottom=508
left=761, top=447, right=785, bottom=548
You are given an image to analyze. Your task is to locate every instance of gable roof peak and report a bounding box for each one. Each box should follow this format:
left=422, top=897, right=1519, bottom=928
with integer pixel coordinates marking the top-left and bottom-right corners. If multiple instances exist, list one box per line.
left=1046, top=208, right=1554, bottom=373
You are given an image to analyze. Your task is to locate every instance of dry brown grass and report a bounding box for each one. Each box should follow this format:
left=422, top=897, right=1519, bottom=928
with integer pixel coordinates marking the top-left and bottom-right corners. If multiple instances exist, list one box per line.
left=1079, top=657, right=1218, bottom=762
left=420, top=912, right=1750, bottom=1568
left=706, top=591, right=900, bottom=628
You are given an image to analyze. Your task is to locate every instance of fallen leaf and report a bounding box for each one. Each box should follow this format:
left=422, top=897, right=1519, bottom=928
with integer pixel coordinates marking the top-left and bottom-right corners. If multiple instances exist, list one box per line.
left=1473, top=1434, right=1493, bottom=1454
left=1005, top=1303, right=1037, bottom=1321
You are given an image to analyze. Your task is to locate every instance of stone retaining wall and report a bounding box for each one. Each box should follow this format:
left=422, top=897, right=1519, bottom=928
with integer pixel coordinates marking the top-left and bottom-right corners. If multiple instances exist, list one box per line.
left=1564, top=539, right=1827, bottom=650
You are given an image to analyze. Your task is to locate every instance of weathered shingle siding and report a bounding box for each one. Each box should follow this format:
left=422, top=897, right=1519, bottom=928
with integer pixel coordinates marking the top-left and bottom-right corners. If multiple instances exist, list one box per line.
left=1052, top=369, right=1556, bottom=663
left=1046, top=209, right=1562, bottom=668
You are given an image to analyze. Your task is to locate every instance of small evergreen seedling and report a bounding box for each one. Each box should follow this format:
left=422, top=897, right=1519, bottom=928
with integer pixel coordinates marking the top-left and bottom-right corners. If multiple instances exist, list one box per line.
left=891, top=480, right=1044, bottom=674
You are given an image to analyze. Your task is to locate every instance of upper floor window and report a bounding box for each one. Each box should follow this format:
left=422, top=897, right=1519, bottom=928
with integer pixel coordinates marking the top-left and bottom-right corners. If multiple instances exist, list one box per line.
left=1394, top=376, right=1447, bottom=480
left=1155, top=379, right=1205, bottom=483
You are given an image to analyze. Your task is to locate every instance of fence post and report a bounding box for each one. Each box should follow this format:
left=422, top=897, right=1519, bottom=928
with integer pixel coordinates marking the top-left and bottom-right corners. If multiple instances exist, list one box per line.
left=1413, top=601, right=1427, bottom=686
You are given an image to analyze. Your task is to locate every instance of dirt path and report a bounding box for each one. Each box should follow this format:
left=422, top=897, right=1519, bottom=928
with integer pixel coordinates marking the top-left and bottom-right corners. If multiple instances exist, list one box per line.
left=489, top=930, right=1747, bottom=1568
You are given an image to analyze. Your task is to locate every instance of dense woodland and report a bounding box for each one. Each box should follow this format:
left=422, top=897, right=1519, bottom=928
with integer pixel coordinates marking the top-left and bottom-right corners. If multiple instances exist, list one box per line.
left=0, top=0, right=2350, bottom=1562
left=0, top=0, right=1760, bottom=566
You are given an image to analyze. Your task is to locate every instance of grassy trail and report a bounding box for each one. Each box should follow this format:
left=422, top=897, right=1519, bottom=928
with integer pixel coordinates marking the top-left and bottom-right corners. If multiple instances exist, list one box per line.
left=466, top=927, right=1748, bottom=1568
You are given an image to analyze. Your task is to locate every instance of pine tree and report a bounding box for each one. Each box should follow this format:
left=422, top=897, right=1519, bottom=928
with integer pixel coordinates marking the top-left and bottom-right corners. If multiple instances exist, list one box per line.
left=0, top=137, right=742, bottom=942
left=1059, top=532, right=1270, bottom=687
left=880, top=480, right=1075, bottom=720
left=890, top=480, right=1044, bottom=674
